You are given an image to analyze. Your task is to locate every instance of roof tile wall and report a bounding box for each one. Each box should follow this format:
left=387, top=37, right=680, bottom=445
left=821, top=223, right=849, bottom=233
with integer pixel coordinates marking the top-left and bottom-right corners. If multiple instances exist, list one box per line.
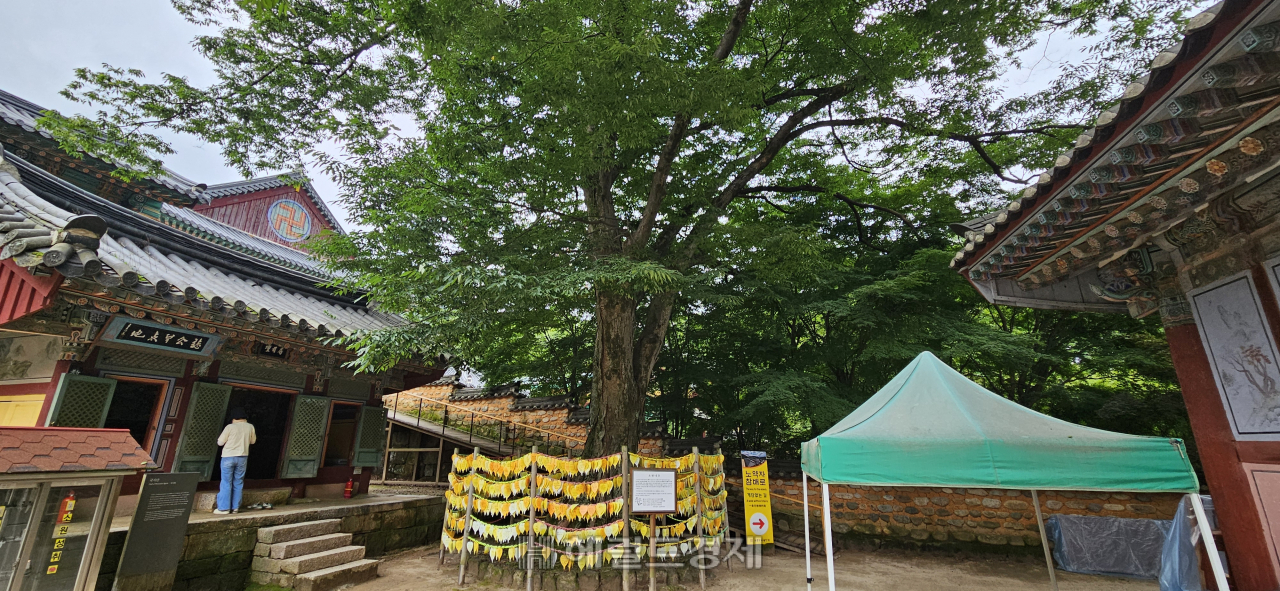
left=0, top=427, right=156, bottom=474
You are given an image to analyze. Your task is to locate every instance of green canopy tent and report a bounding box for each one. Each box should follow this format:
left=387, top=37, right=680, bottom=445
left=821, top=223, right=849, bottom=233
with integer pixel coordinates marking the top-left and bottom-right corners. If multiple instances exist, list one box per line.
left=796, top=351, right=1222, bottom=591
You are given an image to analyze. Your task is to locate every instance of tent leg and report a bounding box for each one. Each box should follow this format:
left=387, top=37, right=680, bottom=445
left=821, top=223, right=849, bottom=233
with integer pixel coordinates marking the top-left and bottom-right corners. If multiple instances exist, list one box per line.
left=821, top=483, right=836, bottom=591
left=1031, top=490, right=1058, bottom=591
left=1190, top=493, right=1230, bottom=591
left=803, top=474, right=813, bottom=591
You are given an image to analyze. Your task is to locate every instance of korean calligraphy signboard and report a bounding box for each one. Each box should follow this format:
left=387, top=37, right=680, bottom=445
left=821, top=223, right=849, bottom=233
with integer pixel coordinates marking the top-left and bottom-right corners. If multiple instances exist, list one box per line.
left=99, top=317, right=220, bottom=357
left=740, top=451, right=774, bottom=545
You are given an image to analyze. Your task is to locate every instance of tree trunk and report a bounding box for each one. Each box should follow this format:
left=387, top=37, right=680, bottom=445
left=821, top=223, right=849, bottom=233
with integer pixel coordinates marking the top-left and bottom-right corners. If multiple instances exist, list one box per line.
left=585, top=289, right=644, bottom=456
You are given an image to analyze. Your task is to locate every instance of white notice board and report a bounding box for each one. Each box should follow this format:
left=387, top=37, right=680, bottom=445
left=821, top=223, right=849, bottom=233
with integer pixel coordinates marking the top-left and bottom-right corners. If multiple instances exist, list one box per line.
left=630, top=469, right=677, bottom=514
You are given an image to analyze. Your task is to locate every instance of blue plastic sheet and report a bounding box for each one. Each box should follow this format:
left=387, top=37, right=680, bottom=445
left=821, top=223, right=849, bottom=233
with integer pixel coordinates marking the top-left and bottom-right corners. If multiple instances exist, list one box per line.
left=1046, top=514, right=1172, bottom=579
left=1160, top=495, right=1220, bottom=591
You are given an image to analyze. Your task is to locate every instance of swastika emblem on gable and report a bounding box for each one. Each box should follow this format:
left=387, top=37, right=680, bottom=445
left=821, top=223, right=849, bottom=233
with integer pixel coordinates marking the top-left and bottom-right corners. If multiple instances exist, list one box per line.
left=268, top=199, right=312, bottom=242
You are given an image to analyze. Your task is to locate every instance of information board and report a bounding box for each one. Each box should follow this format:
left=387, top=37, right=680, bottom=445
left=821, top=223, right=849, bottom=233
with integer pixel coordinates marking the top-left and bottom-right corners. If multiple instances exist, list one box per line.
left=115, top=473, right=199, bottom=591
left=630, top=469, right=677, bottom=514
left=741, top=452, right=774, bottom=545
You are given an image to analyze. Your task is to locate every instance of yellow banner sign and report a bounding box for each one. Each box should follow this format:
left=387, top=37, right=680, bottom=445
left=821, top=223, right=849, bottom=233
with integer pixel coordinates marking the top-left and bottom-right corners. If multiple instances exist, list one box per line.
left=741, top=460, right=774, bottom=545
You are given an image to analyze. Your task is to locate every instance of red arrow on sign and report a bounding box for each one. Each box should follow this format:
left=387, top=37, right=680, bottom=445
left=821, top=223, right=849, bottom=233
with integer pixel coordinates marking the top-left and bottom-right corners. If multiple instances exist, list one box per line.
left=753, top=518, right=767, bottom=529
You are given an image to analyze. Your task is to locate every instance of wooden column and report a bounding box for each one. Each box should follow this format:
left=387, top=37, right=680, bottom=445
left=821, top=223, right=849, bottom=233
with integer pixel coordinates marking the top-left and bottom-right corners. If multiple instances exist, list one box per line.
left=458, top=446, right=480, bottom=585
left=1167, top=321, right=1280, bottom=590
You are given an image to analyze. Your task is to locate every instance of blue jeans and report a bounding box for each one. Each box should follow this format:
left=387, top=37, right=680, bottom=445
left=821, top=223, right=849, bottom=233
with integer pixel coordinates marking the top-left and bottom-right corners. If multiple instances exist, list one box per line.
left=217, top=455, right=248, bottom=511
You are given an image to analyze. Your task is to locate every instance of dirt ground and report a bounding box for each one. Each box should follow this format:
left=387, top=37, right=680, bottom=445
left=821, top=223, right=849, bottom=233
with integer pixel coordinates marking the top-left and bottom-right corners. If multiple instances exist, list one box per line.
left=353, top=545, right=1156, bottom=591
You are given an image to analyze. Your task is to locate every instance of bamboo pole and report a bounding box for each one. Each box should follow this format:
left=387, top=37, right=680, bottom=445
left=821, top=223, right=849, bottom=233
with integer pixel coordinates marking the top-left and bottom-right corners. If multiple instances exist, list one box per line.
left=648, top=514, right=658, bottom=591
left=692, top=446, right=706, bottom=591
left=526, top=445, right=539, bottom=591
left=458, top=446, right=480, bottom=585
left=1031, top=491, right=1058, bottom=591
left=621, top=445, right=631, bottom=591
left=440, top=446, right=458, bottom=566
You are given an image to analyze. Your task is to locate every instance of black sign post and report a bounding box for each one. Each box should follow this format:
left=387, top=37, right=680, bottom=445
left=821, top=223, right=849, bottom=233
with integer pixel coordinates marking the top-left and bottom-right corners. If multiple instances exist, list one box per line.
left=113, top=473, right=199, bottom=591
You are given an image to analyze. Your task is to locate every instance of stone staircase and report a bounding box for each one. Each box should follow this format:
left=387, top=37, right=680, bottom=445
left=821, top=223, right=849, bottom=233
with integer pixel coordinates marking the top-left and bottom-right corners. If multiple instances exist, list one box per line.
left=249, top=519, right=380, bottom=591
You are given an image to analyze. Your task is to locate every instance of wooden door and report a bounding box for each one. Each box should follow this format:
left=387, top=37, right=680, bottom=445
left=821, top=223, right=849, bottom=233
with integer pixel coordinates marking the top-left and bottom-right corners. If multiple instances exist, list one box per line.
left=171, top=382, right=233, bottom=480
left=352, top=406, right=388, bottom=467
left=280, top=395, right=332, bottom=479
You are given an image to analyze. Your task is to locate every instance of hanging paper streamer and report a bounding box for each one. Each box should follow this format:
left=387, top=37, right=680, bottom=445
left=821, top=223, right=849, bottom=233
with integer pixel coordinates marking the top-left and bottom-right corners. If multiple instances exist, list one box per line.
left=443, top=448, right=727, bottom=567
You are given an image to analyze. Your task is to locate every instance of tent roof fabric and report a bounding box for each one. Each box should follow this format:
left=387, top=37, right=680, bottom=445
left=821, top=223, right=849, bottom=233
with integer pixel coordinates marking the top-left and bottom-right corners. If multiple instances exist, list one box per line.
left=801, top=352, right=1198, bottom=493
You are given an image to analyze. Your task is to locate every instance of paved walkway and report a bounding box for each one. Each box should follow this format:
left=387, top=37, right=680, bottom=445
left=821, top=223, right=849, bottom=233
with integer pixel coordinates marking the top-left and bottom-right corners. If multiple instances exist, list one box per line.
left=354, top=545, right=1156, bottom=591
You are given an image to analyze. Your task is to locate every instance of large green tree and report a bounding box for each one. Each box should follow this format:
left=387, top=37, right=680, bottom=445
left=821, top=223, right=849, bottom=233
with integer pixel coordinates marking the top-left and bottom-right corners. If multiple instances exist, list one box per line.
left=45, top=0, right=1195, bottom=454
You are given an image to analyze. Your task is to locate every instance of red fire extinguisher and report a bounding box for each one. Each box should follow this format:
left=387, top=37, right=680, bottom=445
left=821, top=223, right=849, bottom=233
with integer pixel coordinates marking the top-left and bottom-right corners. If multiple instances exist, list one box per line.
left=58, top=490, right=76, bottom=523
left=344, top=478, right=353, bottom=499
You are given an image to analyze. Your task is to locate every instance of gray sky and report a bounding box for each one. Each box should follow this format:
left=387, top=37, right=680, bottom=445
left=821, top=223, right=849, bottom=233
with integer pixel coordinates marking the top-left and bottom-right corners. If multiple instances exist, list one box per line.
left=0, top=0, right=1111, bottom=233
left=0, top=0, right=361, bottom=228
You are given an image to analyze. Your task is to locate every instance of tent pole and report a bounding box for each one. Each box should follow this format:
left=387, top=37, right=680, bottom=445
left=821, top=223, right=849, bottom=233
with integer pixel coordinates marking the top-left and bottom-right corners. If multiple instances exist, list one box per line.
left=1190, top=493, right=1230, bottom=591
left=802, top=473, right=813, bottom=591
left=1031, top=490, right=1058, bottom=591
left=821, top=483, right=836, bottom=591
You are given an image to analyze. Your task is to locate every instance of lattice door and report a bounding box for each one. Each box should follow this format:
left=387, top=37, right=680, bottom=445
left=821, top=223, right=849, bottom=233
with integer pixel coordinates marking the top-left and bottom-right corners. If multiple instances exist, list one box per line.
left=280, top=395, right=331, bottom=479
left=172, top=382, right=232, bottom=481
left=47, top=375, right=116, bottom=428
left=352, top=405, right=388, bottom=467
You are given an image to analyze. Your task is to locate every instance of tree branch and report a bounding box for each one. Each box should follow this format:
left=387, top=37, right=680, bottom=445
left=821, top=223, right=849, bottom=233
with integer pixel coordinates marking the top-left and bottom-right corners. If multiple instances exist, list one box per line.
left=626, top=0, right=755, bottom=255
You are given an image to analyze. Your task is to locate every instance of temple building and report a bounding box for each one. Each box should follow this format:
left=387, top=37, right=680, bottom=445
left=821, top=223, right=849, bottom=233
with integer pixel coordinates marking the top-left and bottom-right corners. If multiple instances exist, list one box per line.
left=0, top=88, right=443, bottom=502
left=952, top=0, right=1280, bottom=588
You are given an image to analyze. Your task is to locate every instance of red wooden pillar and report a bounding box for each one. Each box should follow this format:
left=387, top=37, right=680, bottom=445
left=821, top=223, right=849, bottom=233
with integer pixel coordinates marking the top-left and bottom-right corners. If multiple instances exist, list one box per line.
left=1167, top=321, right=1280, bottom=590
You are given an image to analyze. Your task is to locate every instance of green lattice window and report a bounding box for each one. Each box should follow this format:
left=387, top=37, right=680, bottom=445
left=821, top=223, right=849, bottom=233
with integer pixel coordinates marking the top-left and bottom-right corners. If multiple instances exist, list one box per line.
left=281, top=396, right=331, bottom=478
left=172, top=382, right=232, bottom=480
left=352, top=406, right=387, bottom=467
left=48, top=375, right=116, bottom=428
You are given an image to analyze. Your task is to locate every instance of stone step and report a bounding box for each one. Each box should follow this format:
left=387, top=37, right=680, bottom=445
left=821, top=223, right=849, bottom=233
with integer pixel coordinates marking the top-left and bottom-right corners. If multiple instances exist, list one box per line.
left=257, top=519, right=342, bottom=544
left=253, top=545, right=367, bottom=575
left=256, top=532, right=354, bottom=560
left=296, top=559, right=380, bottom=591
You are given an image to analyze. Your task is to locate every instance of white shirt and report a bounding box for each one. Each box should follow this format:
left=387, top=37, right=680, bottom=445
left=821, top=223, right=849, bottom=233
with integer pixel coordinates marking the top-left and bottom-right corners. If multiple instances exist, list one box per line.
left=217, top=421, right=257, bottom=457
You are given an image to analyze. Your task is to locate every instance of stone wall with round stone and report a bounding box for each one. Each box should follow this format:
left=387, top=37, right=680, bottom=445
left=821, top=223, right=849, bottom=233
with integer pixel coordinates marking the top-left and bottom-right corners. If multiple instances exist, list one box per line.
left=728, top=477, right=1182, bottom=551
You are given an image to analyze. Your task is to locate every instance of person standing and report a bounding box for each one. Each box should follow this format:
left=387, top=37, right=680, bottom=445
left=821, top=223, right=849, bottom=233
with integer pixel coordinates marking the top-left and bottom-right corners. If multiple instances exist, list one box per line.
left=214, top=408, right=256, bottom=514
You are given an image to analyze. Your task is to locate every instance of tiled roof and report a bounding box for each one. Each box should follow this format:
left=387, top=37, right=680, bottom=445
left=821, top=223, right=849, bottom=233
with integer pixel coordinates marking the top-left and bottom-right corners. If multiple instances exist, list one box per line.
left=450, top=382, right=523, bottom=401
left=158, top=202, right=330, bottom=276
left=953, top=0, right=1280, bottom=290
left=205, top=176, right=344, bottom=234
left=0, top=150, right=403, bottom=337
left=510, top=394, right=577, bottom=410
left=0, top=89, right=205, bottom=203
left=0, top=427, right=156, bottom=474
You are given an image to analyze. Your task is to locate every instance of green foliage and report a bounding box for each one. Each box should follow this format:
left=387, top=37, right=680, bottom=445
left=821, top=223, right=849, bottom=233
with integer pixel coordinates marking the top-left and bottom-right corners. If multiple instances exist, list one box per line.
left=43, top=0, right=1199, bottom=451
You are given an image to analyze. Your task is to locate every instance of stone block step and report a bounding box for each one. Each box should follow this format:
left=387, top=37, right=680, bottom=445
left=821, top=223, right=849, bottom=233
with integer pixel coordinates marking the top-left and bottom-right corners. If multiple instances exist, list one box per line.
left=296, top=559, right=380, bottom=591
left=257, top=519, right=342, bottom=544
left=256, top=532, right=353, bottom=559
left=253, top=545, right=367, bottom=575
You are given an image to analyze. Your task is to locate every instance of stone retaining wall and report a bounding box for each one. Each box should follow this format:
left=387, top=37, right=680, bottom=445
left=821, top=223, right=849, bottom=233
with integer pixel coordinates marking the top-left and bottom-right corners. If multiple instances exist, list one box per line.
left=728, top=477, right=1182, bottom=551
left=95, top=496, right=444, bottom=591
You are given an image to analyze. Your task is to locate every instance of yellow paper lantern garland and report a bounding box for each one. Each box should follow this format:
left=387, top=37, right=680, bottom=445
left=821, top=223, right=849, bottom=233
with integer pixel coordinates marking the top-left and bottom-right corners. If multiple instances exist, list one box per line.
left=444, top=449, right=726, bottom=570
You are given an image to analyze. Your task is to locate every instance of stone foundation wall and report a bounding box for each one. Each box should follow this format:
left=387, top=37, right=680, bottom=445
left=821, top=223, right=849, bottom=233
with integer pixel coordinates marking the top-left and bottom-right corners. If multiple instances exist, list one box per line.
left=95, top=496, right=444, bottom=591
left=728, top=477, right=1182, bottom=550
